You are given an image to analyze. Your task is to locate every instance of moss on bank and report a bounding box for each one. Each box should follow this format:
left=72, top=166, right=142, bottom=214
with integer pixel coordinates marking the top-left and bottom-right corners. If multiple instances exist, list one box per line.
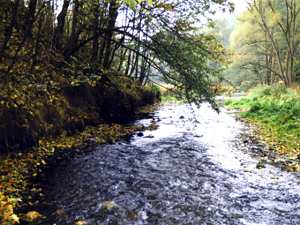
left=225, top=85, right=300, bottom=171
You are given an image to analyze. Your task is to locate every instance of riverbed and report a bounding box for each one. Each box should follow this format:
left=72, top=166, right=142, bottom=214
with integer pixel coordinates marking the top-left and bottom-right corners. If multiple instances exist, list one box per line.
left=39, top=103, right=300, bottom=225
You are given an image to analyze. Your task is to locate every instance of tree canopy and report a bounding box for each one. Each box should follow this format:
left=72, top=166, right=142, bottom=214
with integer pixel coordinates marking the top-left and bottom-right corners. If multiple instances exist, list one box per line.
left=225, top=0, right=300, bottom=89
left=0, top=0, right=232, bottom=105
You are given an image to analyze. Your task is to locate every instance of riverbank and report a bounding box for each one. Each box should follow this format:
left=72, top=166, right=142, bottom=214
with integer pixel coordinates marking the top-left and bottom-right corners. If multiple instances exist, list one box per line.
left=0, top=76, right=160, bottom=224
left=225, top=85, right=300, bottom=171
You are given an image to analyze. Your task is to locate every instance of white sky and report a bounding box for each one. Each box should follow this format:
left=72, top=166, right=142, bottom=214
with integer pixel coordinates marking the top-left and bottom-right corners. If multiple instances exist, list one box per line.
left=213, top=0, right=249, bottom=23
left=232, top=0, right=249, bottom=16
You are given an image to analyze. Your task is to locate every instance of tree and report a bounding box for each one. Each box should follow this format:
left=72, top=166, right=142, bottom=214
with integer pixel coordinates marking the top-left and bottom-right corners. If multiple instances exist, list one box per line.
left=0, top=0, right=231, bottom=104
left=227, top=0, right=300, bottom=88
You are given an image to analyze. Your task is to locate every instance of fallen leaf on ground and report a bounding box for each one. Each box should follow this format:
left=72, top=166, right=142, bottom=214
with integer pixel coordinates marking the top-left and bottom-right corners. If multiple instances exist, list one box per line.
left=24, top=211, right=43, bottom=222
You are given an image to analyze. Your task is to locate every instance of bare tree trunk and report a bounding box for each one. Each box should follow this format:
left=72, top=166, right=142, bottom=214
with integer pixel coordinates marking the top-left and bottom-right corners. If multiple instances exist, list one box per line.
left=91, top=2, right=100, bottom=63
left=64, top=0, right=80, bottom=59
left=102, top=0, right=119, bottom=69
left=118, top=48, right=128, bottom=72
left=139, top=51, right=148, bottom=84
left=134, top=16, right=142, bottom=80
left=129, top=51, right=137, bottom=77
left=30, top=12, right=43, bottom=72
left=52, top=0, right=70, bottom=50
left=258, top=0, right=300, bottom=86
left=143, top=62, right=151, bottom=85
left=253, top=0, right=286, bottom=84
left=125, top=50, right=132, bottom=75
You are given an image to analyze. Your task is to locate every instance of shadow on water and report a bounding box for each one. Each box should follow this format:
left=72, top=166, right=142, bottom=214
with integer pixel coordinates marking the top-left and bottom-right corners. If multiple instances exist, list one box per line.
left=39, top=103, right=300, bottom=225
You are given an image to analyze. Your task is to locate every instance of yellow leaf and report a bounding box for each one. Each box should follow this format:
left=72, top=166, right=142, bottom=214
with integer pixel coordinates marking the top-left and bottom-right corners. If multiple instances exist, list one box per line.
left=75, top=220, right=88, bottom=225
left=10, top=214, right=20, bottom=224
left=24, top=211, right=43, bottom=222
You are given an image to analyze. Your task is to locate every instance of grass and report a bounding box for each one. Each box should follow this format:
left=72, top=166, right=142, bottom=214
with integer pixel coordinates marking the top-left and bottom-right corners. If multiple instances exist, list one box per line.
left=161, top=95, right=182, bottom=103
left=225, top=84, right=300, bottom=159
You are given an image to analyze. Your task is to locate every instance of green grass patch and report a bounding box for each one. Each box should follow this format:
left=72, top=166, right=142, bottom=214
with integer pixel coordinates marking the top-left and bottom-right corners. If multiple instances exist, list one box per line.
left=161, top=95, right=179, bottom=103
left=161, top=94, right=183, bottom=103
left=225, top=85, right=300, bottom=157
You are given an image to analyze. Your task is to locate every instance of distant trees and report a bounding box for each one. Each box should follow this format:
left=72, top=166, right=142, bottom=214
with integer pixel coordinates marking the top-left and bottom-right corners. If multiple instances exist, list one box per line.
left=0, top=0, right=230, bottom=103
left=228, top=0, right=300, bottom=88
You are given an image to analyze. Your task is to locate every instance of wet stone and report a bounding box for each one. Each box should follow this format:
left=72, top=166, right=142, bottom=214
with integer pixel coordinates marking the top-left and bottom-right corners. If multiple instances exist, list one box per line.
left=137, top=132, right=144, bottom=137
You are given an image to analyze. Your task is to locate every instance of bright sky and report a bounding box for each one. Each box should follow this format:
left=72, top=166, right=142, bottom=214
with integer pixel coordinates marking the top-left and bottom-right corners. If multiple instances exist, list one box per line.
left=213, top=0, right=249, bottom=23
left=232, top=0, right=249, bottom=16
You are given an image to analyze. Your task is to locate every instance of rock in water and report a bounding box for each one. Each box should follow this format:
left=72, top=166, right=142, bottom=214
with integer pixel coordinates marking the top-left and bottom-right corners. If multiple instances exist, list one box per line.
left=137, top=132, right=144, bottom=137
left=256, top=159, right=266, bottom=169
left=101, top=201, right=118, bottom=211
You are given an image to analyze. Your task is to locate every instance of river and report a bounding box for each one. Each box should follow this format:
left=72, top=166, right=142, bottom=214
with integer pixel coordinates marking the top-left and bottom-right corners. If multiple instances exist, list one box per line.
left=39, top=103, right=300, bottom=225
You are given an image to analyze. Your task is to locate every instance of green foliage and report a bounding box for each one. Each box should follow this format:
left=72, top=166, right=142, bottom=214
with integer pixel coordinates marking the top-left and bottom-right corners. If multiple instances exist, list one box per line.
left=226, top=85, right=300, bottom=157
left=152, top=31, right=226, bottom=108
left=248, top=84, right=290, bottom=98
left=224, top=0, right=300, bottom=88
left=161, top=95, right=182, bottom=103
left=123, top=0, right=154, bottom=9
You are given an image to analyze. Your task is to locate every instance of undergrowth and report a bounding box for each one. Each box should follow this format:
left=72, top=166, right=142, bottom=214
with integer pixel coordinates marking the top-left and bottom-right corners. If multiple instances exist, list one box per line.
left=225, top=85, right=300, bottom=161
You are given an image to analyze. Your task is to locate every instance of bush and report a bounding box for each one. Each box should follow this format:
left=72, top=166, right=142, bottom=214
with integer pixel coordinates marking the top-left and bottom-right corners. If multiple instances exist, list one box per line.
left=248, top=102, right=262, bottom=113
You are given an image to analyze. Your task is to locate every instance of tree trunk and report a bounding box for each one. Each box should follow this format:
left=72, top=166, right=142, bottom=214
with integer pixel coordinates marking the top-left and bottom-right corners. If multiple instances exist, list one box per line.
left=102, top=0, right=119, bottom=69
left=64, top=0, right=80, bottom=59
left=91, top=2, right=100, bottom=63
left=1, top=0, right=20, bottom=54
left=30, top=13, right=43, bottom=72
left=125, top=50, right=132, bottom=75
left=52, top=0, right=70, bottom=50
left=118, top=49, right=128, bottom=72
left=23, top=0, right=38, bottom=39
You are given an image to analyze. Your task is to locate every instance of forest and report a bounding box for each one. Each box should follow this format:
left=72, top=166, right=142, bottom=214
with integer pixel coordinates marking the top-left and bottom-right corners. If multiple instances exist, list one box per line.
left=0, top=0, right=232, bottom=152
left=1, top=0, right=300, bottom=224
left=224, top=0, right=300, bottom=88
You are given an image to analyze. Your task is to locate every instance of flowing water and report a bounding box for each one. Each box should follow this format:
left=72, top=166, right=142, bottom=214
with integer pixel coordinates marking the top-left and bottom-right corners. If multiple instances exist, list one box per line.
left=40, top=104, right=300, bottom=225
